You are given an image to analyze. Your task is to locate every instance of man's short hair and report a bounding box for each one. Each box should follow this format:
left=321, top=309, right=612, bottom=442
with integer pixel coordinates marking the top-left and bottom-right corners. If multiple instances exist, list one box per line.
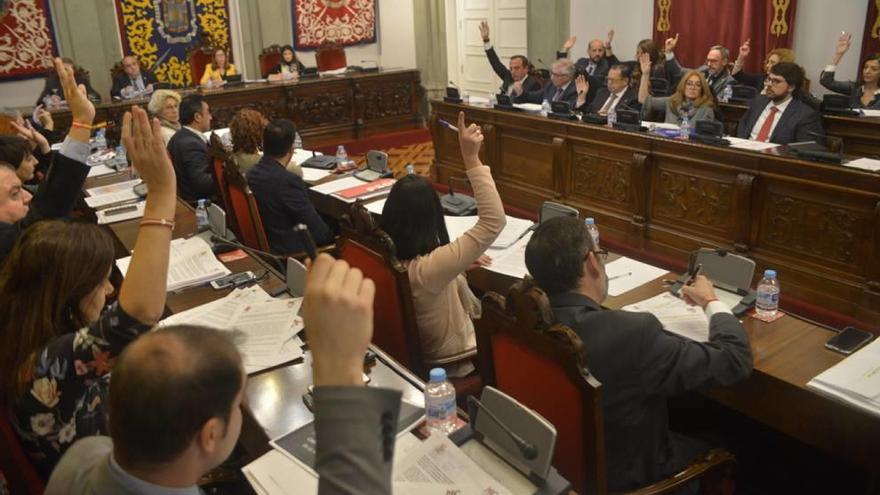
left=262, top=119, right=297, bottom=158
left=510, top=55, right=530, bottom=68
left=709, top=45, right=730, bottom=61
left=109, top=325, right=243, bottom=467
left=179, top=95, right=206, bottom=126
left=553, top=58, right=575, bottom=77
left=525, top=216, right=594, bottom=295
left=0, top=135, right=32, bottom=168
left=770, top=62, right=805, bottom=91
left=610, top=63, right=632, bottom=81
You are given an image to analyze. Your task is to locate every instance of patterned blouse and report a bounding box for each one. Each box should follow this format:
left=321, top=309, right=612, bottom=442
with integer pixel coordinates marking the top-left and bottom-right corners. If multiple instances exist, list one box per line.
left=9, top=302, right=150, bottom=477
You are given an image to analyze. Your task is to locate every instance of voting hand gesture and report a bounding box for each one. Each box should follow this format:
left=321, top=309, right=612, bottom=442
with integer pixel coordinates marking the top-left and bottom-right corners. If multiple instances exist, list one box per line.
left=457, top=111, right=483, bottom=167
left=576, top=74, right=590, bottom=96
left=562, top=36, right=577, bottom=52
left=835, top=32, right=851, bottom=56
left=121, top=106, right=176, bottom=194
left=55, top=58, right=95, bottom=125
left=665, top=33, right=679, bottom=54
left=638, top=51, right=652, bottom=75
left=479, top=20, right=490, bottom=42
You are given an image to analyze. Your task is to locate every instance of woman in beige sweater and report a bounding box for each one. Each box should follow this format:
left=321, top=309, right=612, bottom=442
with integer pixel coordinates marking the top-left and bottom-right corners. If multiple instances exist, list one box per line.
left=381, top=111, right=506, bottom=377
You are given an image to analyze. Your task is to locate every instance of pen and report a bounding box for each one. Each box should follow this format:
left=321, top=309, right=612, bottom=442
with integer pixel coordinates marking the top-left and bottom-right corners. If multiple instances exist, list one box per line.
left=294, top=223, right=318, bottom=261
left=609, top=272, right=632, bottom=281
left=438, top=118, right=459, bottom=133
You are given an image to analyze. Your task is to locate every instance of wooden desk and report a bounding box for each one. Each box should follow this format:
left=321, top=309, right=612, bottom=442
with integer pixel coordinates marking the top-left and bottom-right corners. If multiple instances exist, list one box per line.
left=430, top=100, right=880, bottom=327
left=718, top=102, right=880, bottom=157
left=51, top=70, right=424, bottom=147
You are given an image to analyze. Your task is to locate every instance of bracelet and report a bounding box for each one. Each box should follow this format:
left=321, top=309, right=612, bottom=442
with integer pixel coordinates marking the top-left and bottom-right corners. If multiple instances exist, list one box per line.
left=140, top=218, right=175, bottom=230
left=71, top=121, right=93, bottom=130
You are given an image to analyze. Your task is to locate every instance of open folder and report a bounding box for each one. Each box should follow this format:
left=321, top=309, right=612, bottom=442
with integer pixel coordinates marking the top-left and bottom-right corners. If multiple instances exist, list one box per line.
left=115, top=236, right=231, bottom=292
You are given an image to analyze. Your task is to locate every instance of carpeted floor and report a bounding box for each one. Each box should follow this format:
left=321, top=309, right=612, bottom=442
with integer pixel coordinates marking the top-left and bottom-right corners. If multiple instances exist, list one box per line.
left=322, top=128, right=435, bottom=177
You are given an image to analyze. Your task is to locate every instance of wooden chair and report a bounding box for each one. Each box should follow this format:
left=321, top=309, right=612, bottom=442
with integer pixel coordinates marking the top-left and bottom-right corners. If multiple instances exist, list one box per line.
left=222, top=157, right=270, bottom=252
left=315, top=41, right=347, bottom=72
left=475, top=276, right=737, bottom=495
left=339, top=203, right=482, bottom=397
left=0, top=406, right=44, bottom=494
left=259, top=44, right=283, bottom=78
left=187, top=44, right=215, bottom=87
left=208, top=133, right=234, bottom=220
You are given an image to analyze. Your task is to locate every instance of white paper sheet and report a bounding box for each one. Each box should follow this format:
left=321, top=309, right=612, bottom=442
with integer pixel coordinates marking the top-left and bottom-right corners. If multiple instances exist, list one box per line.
left=301, top=167, right=333, bottom=182
left=605, top=257, right=669, bottom=297
left=622, top=292, right=710, bottom=342
left=309, top=175, right=364, bottom=195
left=843, top=157, right=880, bottom=172
left=116, top=236, right=231, bottom=292
left=365, top=198, right=387, bottom=215
left=243, top=450, right=318, bottom=495
left=482, top=231, right=532, bottom=280
left=513, top=102, right=543, bottom=112
left=725, top=136, right=780, bottom=151
left=444, top=215, right=534, bottom=249
left=87, top=164, right=117, bottom=177
left=96, top=201, right=145, bottom=224
left=84, top=179, right=142, bottom=208
left=859, top=109, right=880, bottom=118
left=807, top=337, right=880, bottom=418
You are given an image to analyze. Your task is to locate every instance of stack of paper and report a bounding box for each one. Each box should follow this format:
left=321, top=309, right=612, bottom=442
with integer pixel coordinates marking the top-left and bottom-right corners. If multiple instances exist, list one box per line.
left=483, top=231, right=533, bottom=280
left=725, top=136, right=780, bottom=151
left=605, top=257, right=668, bottom=296
left=807, top=338, right=880, bottom=418
left=87, top=164, right=117, bottom=178
left=115, top=236, right=231, bottom=292
left=444, top=215, right=535, bottom=249
left=393, top=435, right=513, bottom=494
left=84, top=179, right=142, bottom=208
left=843, top=157, right=880, bottom=172
left=160, top=285, right=304, bottom=374
left=96, top=201, right=145, bottom=225
left=622, top=292, right=709, bottom=342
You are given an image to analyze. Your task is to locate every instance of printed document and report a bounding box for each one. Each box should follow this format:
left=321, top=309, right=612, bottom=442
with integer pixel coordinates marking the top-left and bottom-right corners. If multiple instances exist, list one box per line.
left=623, top=292, right=709, bottom=342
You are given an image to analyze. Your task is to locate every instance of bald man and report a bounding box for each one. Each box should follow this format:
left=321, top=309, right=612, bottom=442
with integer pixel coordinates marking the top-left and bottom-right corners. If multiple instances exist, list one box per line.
left=111, top=56, right=158, bottom=100
left=558, top=36, right=611, bottom=78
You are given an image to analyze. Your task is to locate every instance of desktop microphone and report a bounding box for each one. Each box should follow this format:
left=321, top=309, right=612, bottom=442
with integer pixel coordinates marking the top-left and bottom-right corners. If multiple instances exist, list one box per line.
left=536, top=58, right=550, bottom=70
left=448, top=80, right=459, bottom=88
left=467, top=396, right=538, bottom=460
left=209, top=235, right=286, bottom=265
left=439, top=176, right=477, bottom=216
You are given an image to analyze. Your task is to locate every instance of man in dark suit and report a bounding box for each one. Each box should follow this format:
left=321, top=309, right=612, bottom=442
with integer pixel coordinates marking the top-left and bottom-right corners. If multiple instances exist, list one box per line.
left=557, top=35, right=611, bottom=79
left=479, top=20, right=541, bottom=95
left=166, top=95, right=217, bottom=202
left=35, top=58, right=101, bottom=106
left=246, top=118, right=333, bottom=255
left=737, top=62, right=823, bottom=145
left=525, top=216, right=752, bottom=493
left=576, top=64, right=640, bottom=115
left=48, top=254, right=402, bottom=495
left=110, top=56, right=159, bottom=100
left=666, top=39, right=735, bottom=97
left=513, top=58, right=578, bottom=108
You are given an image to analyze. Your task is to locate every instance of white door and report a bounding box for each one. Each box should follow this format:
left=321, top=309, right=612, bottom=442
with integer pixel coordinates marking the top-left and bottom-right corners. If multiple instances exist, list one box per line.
left=453, top=0, right=528, bottom=97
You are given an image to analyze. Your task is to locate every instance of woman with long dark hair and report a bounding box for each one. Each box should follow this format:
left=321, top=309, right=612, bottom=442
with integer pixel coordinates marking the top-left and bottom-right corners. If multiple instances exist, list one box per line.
left=820, top=32, right=880, bottom=109
left=380, top=111, right=505, bottom=377
left=267, top=45, right=306, bottom=81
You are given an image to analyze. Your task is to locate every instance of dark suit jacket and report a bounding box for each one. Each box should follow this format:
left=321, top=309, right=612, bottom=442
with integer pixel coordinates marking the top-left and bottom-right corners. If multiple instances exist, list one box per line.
left=166, top=127, right=217, bottom=202
left=556, top=52, right=611, bottom=79
left=580, top=85, right=641, bottom=114
left=110, top=70, right=159, bottom=99
left=246, top=156, right=333, bottom=255
left=736, top=95, right=824, bottom=145
left=820, top=70, right=880, bottom=109
left=516, top=80, right=578, bottom=108
left=608, top=55, right=680, bottom=86
left=267, top=60, right=306, bottom=77
left=36, top=75, right=101, bottom=106
left=485, top=45, right=542, bottom=94
left=549, top=292, right=752, bottom=492
left=0, top=150, right=90, bottom=265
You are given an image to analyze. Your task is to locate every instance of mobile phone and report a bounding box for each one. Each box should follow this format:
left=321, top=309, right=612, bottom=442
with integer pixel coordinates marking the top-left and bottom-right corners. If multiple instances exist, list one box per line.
left=825, top=327, right=873, bottom=355
left=209, top=271, right=256, bottom=290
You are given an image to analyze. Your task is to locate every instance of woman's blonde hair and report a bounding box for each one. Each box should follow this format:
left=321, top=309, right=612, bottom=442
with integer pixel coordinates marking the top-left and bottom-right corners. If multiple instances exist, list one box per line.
left=668, top=70, right=715, bottom=116
left=147, top=89, right=181, bottom=116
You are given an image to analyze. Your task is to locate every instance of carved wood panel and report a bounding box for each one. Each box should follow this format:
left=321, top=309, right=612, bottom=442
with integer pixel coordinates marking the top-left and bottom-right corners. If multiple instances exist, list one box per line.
left=289, top=91, right=353, bottom=127
left=653, top=168, right=734, bottom=235
left=570, top=151, right=631, bottom=207
left=761, top=194, right=864, bottom=268
left=358, top=81, right=414, bottom=121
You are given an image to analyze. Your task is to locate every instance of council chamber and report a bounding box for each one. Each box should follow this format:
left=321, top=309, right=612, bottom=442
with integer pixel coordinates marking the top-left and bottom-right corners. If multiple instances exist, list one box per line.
left=0, top=1, right=879, bottom=494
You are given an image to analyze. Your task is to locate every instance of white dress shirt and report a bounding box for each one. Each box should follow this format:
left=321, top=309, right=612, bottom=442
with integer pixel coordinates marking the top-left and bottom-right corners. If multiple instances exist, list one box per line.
left=748, top=96, right=793, bottom=141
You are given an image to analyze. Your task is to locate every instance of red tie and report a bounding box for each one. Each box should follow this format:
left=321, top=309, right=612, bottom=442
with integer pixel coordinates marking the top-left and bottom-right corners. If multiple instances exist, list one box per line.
left=755, top=106, right=779, bottom=142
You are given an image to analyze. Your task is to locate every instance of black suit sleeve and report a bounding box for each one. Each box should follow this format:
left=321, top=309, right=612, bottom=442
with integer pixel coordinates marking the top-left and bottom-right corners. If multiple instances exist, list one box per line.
left=110, top=75, right=125, bottom=99
left=180, top=139, right=217, bottom=200
left=282, top=176, right=333, bottom=247
left=314, top=387, right=401, bottom=495
left=638, top=312, right=752, bottom=397
left=793, top=107, right=824, bottom=143
left=485, top=46, right=512, bottom=84
left=28, top=152, right=90, bottom=223
left=736, top=105, right=757, bottom=139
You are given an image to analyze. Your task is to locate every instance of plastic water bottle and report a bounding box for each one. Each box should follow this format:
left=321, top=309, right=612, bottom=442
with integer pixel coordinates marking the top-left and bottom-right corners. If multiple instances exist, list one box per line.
left=94, top=128, right=107, bottom=151
left=679, top=114, right=690, bottom=138
left=195, top=199, right=210, bottom=231
left=115, top=144, right=130, bottom=175
left=607, top=106, right=617, bottom=127
left=756, top=269, right=780, bottom=318
left=293, top=131, right=303, bottom=150
left=425, top=368, right=457, bottom=436
left=335, top=145, right=349, bottom=166
left=585, top=217, right=599, bottom=248
left=405, top=163, right=415, bottom=175
left=541, top=99, right=551, bottom=116
left=720, top=85, right=733, bottom=103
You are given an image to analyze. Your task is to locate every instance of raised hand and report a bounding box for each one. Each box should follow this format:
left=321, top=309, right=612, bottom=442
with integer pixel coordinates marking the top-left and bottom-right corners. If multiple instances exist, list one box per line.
left=304, top=254, right=376, bottom=387
left=607, top=29, right=615, bottom=45
left=479, top=20, right=490, bottom=42
left=10, top=120, right=50, bottom=155
left=54, top=58, right=95, bottom=125
left=638, top=51, right=652, bottom=74
left=457, top=110, right=483, bottom=167
left=121, top=106, right=176, bottom=194
left=835, top=32, right=852, bottom=56
left=575, top=74, right=590, bottom=96
left=34, top=105, right=54, bottom=130
left=562, top=35, right=577, bottom=52
left=738, top=38, right=751, bottom=60
left=665, top=33, right=680, bottom=54
left=511, top=79, right=524, bottom=95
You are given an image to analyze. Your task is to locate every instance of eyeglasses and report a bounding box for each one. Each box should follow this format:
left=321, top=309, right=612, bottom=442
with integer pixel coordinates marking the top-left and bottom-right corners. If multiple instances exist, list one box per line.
left=684, top=81, right=702, bottom=88
left=585, top=248, right=609, bottom=262
left=551, top=71, right=568, bottom=77
left=605, top=77, right=622, bottom=83
left=765, top=76, right=787, bottom=86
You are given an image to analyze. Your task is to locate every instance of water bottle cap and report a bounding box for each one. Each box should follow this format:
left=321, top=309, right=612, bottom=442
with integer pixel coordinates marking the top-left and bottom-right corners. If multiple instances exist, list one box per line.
left=585, top=217, right=595, bottom=225
left=337, top=145, right=344, bottom=151
left=429, top=368, right=447, bottom=382
left=764, top=269, right=776, bottom=279
left=197, top=199, right=205, bottom=207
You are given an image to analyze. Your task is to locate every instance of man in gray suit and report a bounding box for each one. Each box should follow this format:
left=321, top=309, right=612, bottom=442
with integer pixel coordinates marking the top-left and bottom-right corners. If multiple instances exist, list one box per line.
left=47, top=254, right=400, bottom=495
left=525, top=217, right=753, bottom=493
left=665, top=36, right=736, bottom=97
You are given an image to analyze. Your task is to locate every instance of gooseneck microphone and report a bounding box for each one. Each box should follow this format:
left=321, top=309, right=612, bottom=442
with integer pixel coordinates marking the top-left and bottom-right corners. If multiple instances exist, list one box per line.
left=467, top=395, right=538, bottom=460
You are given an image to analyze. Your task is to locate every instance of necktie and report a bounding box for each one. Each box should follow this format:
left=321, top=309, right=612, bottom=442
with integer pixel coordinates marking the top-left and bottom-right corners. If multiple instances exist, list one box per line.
left=755, top=106, right=779, bottom=142
left=600, top=93, right=618, bottom=114
left=553, top=86, right=564, bottom=102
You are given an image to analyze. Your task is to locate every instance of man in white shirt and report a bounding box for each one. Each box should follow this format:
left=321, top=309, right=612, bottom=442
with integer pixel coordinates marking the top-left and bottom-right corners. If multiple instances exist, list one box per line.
left=479, top=21, right=541, bottom=95
left=737, top=62, right=823, bottom=145
left=513, top=58, right=579, bottom=107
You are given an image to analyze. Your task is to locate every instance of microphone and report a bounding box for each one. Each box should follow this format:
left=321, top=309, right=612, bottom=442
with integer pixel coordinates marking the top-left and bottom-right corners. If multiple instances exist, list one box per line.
left=440, top=176, right=477, bottom=216
left=467, top=396, right=538, bottom=460
left=209, top=235, right=286, bottom=265
left=448, top=80, right=459, bottom=88
left=807, top=131, right=843, bottom=152
left=536, top=58, right=550, bottom=70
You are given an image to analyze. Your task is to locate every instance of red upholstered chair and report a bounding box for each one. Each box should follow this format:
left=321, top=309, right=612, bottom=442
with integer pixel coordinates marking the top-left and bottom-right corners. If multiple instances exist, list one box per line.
left=208, top=134, right=235, bottom=230
left=339, top=203, right=482, bottom=397
left=0, top=406, right=44, bottom=494
left=187, top=44, right=215, bottom=87
left=315, top=41, right=347, bottom=72
left=222, top=157, right=270, bottom=252
left=475, top=277, right=737, bottom=495
left=259, top=45, right=283, bottom=78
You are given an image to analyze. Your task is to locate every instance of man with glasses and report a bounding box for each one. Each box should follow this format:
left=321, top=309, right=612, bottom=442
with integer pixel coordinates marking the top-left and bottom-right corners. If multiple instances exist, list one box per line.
left=524, top=216, right=751, bottom=493
left=575, top=64, right=640, bottom=115
left=512, top=58, right=579, bottom=107
left=737, top=62, right=823, bottom=145
left=665, top=38, right=735, bottom=97
left=479, top=21, right=541, bottom=96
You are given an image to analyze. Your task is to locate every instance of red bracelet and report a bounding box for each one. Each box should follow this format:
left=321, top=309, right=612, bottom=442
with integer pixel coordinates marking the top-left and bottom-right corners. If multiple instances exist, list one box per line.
left=71, top=121, right=93, bottom=130
left=140, top=218, right=175, bottom=230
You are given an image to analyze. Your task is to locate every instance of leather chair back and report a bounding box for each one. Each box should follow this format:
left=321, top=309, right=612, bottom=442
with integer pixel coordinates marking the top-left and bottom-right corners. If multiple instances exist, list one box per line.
left=222, top=158, right=270, bottom=251
left=315, top=42, right=347, bottom=72
left=259, top=45, right=283, bottom=78
left=0, top=405, right=44, bottom=494
left=187, top=45, right=215, bottom=87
